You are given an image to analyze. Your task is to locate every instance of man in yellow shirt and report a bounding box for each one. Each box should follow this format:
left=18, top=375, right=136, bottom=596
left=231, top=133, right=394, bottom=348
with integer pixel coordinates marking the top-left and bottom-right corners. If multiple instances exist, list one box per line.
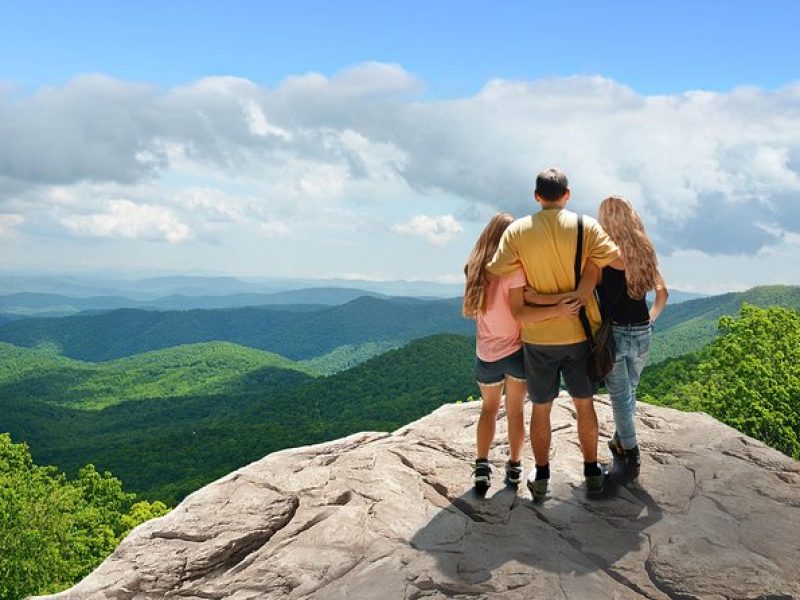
left=487, top=167, right=621, bottom=500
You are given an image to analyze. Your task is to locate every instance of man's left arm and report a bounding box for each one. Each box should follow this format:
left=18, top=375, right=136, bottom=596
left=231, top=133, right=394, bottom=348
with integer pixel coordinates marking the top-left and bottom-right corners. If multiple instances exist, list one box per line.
left=486, top=228, right=522, bottom=277
left=585, top=218, right=622, bottom=270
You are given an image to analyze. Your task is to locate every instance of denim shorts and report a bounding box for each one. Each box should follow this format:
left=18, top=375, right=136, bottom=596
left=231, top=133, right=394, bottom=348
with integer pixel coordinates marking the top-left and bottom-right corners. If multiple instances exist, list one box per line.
left=475, top=348, right=526, bottom=386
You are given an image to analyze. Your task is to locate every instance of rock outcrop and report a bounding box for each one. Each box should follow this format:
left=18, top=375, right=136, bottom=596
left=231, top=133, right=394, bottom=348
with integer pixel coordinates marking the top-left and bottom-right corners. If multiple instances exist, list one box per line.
left=35, top=394, right=800, bottom=599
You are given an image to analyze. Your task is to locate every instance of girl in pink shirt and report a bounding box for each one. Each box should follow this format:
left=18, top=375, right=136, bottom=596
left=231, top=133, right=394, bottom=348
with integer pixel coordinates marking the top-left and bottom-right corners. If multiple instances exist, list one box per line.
left=464, top=213, right=580, bottom=493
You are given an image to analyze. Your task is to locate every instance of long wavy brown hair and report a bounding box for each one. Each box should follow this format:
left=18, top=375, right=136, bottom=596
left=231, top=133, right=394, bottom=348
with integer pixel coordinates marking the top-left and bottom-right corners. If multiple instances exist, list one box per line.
left=463, top=212, right=515, bottom=318
left=598, top=195, right=659, bottom=299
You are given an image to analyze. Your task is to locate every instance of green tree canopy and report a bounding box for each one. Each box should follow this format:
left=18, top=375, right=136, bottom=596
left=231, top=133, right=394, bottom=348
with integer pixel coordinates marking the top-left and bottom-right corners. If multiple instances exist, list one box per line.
left=640, top=304, right=800, bottom=459
left=0, top=434, right=169, bottom=600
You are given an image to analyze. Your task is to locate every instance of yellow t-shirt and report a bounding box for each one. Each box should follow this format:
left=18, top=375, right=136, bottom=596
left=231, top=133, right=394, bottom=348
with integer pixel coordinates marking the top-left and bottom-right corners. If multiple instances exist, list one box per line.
left=486, top=208, right=620, bottom=345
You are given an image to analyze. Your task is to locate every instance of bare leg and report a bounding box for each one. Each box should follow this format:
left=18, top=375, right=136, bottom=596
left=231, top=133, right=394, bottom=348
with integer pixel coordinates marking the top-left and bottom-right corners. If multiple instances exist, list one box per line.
left=476, top=383, right=503, bottom=459
left=573, top=396, right=599, bottom=463
left=503, top=377, right=527, bottom=462
left=530, top=401, right=554, bottom=467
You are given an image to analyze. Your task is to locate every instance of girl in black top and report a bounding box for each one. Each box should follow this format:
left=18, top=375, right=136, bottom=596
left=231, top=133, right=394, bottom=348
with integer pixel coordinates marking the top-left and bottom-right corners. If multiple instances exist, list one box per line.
left=597, top=196, right=668, bottom=481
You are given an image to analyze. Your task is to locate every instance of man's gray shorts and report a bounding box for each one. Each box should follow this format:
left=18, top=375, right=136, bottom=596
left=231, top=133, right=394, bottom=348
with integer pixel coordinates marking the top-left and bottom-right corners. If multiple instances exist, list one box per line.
left=523, top=341, right=598, bottom=404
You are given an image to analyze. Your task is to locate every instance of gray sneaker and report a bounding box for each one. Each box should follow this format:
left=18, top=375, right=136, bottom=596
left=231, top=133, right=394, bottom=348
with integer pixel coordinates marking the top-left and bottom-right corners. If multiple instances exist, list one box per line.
left=585, top=464, right=609, bottom=497
left=526, top=475, right=548, bottom=502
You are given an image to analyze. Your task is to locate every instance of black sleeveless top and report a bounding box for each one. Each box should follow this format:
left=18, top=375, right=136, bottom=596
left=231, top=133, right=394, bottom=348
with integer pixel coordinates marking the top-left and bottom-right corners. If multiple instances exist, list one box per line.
left=597, top=266, right=650, bottom=324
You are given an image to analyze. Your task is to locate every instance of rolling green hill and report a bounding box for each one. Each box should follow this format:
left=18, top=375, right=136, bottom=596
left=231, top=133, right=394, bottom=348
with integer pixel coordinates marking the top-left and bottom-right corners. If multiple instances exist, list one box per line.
left=0, top=341, right=316, bottom=410
left=1, top=334, right=477, bottom=504
left=298, top=339, right=404, bottom=375
left=650, top=285, right=800, bottom=363
left=0, top=296, right=470, bottom=362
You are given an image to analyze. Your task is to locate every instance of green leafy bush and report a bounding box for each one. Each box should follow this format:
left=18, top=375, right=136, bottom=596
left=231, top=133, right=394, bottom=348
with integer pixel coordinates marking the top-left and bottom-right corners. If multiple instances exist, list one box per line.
left=0, top=434, right=169, bottom=599
left=641, top=304, right=800, bottom=458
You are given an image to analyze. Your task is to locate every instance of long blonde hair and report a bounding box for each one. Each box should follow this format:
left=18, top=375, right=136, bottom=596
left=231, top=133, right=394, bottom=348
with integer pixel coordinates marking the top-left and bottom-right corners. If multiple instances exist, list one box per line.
left=463, top=212, right=515, bottom=318
left=598, top=196, right=659, bottom=300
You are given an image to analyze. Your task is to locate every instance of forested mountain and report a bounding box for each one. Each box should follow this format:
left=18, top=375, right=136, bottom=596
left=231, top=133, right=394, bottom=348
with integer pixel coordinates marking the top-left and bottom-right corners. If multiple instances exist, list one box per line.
left=640, top=304, right=799, bottom=459
left=0, top=273, right=464, bottom=299
left=0, top=341, right=315, bottom=409
left=0, top=292, right=141, bottom=317
left=299, top=340, right=404, bottom=375
left=0, top=287, right=389, bottom=318
left=647, top=289, right=705, bottom=305
left=5, top=282, right=799, bottom=508
left=3, top=285, right=797, bottom=369
left=0, top=296, right=470, bottom=361
left=0, top=285, right=704, bottom=321
left=650, top=285, right=800, bottom=363
left=4, top=305, right=796, bottom=600
left=1, top=334, right=476, bottom=504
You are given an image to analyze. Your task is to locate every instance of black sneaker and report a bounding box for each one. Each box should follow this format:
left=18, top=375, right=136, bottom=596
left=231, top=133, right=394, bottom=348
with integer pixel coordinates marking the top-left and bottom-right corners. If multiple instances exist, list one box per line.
left=622, top=446, right=641, bottom=481
left=473, top=459, right=491, bottom=492
left=609, top=435, right=641, bottom=483
left=504, top=460, right=523, bottom=486
left=585, top=463, right=609, bottom=497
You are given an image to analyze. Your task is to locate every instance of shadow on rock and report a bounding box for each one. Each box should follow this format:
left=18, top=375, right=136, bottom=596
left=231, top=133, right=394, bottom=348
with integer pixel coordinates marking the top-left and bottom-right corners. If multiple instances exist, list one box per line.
left=409, top=477, right=663, bottom=594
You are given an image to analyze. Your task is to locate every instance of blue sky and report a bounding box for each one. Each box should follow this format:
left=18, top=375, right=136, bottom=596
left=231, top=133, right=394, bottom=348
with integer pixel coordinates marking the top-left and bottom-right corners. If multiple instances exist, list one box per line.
left=3, top=1, right=798, bottom=94
left=1, top=1, right=800, bottom=293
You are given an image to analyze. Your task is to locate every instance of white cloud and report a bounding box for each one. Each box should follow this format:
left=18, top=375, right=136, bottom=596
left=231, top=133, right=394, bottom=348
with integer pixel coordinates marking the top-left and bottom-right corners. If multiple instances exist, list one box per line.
left=2, top=66, right=800, bottom=285
left=391, top=214, right=463, bottom=245
left=61, top=199, right=190, bottom=243
left=172, top=187, right=258, bottom=224
left=242, top=100, right=292, bottom=140
left=277, top=61, right=421, bottom=99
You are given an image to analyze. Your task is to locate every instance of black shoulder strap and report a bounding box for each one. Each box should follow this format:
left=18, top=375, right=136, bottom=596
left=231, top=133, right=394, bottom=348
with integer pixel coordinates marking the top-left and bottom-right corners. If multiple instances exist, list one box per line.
left=575, top=215, right=595, bottom=345
left=574, top=214, right=584, bottom=291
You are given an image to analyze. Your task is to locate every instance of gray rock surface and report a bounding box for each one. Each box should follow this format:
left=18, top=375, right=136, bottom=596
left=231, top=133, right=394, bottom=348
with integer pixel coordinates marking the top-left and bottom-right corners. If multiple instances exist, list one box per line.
left=34, top=394, right=800, bottom=599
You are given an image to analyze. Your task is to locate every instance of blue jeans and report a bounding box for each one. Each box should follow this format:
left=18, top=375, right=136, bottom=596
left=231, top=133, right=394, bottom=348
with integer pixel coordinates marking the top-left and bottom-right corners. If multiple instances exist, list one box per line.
left=604, top=323, right=653, bottom=450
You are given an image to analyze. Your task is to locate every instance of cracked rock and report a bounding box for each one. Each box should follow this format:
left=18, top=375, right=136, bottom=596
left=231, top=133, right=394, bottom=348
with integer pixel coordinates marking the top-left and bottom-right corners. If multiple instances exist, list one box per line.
left=32, top=395, right=800, bottom=599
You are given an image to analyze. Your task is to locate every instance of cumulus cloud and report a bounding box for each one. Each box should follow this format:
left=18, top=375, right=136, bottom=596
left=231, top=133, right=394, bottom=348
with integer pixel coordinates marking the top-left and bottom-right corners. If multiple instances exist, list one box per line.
left=391, top=214, right=463, bottom=245
left=1, top=67, right=799, bottom=258
left=61, top=199, right=190, bottom=243
left=0, top=75, right=164, bottom=185
left=172, top=187, right=262, bottom=224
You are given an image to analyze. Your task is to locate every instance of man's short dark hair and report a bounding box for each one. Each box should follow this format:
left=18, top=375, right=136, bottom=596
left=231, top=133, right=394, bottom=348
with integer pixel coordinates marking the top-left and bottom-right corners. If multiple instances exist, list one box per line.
left=535, top=168, right=569, bottom=202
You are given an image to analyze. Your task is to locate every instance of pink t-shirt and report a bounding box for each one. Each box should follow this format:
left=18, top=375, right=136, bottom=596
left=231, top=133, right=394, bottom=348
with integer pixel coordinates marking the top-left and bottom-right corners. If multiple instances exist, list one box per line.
left=476, top=268, right=527, bottom=362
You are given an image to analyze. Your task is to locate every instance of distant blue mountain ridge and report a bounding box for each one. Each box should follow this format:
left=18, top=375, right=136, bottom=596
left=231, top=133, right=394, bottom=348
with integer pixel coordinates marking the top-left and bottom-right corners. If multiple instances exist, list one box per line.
left=0, top=287, right=389, bottom=318
left=0, top=296, right=470, bottom=361
left=0, top=273, right=465, bottom=300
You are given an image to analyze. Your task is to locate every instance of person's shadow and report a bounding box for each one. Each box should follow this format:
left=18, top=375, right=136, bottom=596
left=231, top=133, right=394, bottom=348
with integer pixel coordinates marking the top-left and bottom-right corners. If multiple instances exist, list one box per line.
left=409, top=474, right=663, bottom=595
